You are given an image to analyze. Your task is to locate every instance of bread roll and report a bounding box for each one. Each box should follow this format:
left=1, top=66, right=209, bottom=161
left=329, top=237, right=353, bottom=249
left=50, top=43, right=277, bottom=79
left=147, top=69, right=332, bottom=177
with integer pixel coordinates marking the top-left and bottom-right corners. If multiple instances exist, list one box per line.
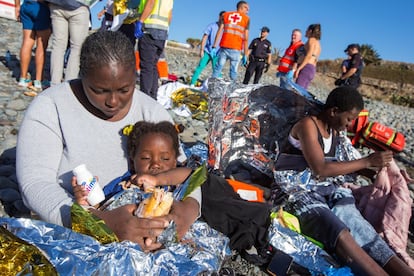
left=136, top=188, right=173, bottom=218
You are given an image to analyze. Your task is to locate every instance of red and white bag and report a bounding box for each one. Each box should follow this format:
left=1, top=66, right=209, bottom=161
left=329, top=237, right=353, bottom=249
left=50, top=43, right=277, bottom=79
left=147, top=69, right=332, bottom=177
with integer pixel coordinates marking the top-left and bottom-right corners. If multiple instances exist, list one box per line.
left=360, top=122, right=405, bottom=152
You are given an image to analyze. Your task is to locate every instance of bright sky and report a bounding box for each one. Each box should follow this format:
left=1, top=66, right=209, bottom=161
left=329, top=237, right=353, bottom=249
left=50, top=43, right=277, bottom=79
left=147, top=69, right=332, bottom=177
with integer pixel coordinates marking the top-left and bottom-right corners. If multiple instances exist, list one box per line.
left=167, top=0, right=413, bottom=64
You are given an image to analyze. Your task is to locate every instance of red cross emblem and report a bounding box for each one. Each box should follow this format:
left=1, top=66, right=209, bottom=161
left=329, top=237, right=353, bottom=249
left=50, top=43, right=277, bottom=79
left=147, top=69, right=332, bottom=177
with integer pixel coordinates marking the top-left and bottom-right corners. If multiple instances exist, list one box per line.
left=228, top=13, right=242, bottom=24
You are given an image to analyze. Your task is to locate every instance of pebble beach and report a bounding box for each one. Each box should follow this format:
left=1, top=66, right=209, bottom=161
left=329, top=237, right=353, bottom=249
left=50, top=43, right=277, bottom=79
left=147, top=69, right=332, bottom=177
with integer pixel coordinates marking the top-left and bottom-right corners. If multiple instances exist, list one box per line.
left=1, top=16, right=414, bottom=275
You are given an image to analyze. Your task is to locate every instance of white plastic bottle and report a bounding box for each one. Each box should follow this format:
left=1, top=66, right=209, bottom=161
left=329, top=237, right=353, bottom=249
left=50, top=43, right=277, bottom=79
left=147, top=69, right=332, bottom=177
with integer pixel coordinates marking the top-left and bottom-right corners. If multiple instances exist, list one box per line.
left=72, top=164, right=105, bottom=206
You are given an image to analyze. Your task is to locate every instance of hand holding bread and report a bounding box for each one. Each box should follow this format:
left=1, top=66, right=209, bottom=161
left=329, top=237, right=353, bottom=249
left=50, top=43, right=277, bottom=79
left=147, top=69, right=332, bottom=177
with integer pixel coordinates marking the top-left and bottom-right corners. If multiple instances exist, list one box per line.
left=135, top=188, right=174, bottom=218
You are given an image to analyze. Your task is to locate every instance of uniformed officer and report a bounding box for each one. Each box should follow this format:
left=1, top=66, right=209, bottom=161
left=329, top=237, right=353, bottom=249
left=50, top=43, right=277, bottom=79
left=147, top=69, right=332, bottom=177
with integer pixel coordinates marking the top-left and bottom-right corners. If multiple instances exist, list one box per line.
left=242, top=26, right=272, bottom=84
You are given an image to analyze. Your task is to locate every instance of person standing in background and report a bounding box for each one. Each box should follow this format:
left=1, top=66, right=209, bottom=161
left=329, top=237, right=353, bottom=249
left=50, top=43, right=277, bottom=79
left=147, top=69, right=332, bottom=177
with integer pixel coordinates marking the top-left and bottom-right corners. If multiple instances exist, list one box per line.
left=242, top=26, right=272, bottom=84
left=211, top=1, right=250, bottom=82
left=47, top=0, right=90, bottom=86
left=276, top=28, right=304, bottom=90
left=189, top=10, right=225, bottom=87
left=134, top=0, right=173, bottom=99
left=335, top=44, right=364, bottom=89
left=294, top=23, right=321, bottom=90
left=14, top=0, right=51, bottom=94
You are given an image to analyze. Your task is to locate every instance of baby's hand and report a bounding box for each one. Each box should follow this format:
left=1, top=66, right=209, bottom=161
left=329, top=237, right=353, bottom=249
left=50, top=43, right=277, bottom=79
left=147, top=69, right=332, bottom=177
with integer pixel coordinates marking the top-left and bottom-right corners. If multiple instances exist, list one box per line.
left=131, top=174, right=158, bottom=192
left=71, top=176, right=89, bottom=206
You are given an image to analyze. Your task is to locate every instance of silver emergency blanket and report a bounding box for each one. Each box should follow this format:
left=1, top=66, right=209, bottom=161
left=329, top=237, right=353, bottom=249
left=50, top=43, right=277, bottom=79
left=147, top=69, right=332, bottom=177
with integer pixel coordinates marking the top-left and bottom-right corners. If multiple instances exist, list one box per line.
left=268, top=218, right=353, bottom=276
left=273, top=133, right=361, bottom=198
left=207, top=79, right=322, bottom=177
left=0, top=216, right=230, bottom=275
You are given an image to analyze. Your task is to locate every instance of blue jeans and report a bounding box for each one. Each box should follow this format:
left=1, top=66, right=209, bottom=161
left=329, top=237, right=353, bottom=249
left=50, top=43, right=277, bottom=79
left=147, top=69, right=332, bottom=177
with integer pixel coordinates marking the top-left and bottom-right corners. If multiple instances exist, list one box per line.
left=331, top=188, right=394, bottom=266
left=212, top=48, right=241, bottom=81
left=276, top=72, right=289, bottom=90
left=285, top=187, right=394, bottom=266
left=191, top=52, right=217, bottom=85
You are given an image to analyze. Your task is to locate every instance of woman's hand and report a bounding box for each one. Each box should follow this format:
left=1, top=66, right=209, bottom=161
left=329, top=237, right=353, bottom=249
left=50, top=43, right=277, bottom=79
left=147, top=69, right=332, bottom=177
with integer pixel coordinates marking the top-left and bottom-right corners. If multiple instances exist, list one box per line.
left=366, top=150, right=393, bottom=169
left=90, top=205, right=169, bottom=252
left=166, top=198, right=199, bottom=241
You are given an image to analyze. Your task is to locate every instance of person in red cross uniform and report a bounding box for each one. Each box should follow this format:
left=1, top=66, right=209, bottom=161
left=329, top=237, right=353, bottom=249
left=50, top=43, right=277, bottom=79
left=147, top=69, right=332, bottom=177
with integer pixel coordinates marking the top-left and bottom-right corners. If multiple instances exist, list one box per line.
left=211, top=1, right=250, bottom=81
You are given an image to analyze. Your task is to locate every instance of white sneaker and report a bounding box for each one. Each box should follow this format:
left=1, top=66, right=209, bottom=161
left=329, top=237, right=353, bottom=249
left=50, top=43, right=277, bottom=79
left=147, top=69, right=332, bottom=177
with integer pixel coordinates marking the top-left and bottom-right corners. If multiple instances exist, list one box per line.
left=18, top=77, right=32, bottom=87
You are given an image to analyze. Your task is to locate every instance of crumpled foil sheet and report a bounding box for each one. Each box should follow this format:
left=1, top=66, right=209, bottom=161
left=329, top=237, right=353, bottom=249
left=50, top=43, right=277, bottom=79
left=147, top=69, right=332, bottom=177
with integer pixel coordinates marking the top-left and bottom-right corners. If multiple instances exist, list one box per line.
left=0, top=225, right=57, bottom=275
left=267, top=218, right=355, bottom=276
left=71, top=203, right=119, bottom=244
left=0, top=217, right=230, bottom=275
left=335, top=132, right=363, bottom=162
left=207, top=78, right=322, bottom=177
left=273, top=132, right=361, bottom=201
left=171, top=88, right=208, bottom=120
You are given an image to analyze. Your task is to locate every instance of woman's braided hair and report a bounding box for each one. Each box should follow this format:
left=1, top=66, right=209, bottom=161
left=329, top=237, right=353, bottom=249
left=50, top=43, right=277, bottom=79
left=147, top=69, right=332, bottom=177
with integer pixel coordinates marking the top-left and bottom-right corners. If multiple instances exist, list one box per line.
left=79, top=31, right=135, bottom=78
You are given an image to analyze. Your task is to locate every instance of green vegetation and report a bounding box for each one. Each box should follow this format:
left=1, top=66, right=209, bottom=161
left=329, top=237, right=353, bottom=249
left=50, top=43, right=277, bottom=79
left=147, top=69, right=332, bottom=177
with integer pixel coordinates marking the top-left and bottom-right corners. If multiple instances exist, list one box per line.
left=186, top=38, right=201, bottom=49
left=360, top=44, right=381, bottom=66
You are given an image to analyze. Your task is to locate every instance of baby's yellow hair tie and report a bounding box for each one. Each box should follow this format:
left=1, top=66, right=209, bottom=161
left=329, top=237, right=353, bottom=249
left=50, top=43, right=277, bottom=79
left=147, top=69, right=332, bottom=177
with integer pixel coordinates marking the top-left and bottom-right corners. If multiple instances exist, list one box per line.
left=122, top=124, right=134, bottom=136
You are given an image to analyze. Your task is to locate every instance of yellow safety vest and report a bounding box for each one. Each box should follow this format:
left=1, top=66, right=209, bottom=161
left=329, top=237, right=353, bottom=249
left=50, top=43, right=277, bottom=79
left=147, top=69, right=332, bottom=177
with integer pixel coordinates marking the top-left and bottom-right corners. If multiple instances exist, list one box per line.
left=139, top=0, right=172, bottom=31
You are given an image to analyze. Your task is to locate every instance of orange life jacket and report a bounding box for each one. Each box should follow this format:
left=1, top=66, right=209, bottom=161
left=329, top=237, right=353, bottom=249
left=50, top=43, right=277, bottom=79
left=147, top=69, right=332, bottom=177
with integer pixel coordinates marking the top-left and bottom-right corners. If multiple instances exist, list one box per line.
left=277, top=41, right=304, bottom=73
left=220, top=11, right=249, bottom=51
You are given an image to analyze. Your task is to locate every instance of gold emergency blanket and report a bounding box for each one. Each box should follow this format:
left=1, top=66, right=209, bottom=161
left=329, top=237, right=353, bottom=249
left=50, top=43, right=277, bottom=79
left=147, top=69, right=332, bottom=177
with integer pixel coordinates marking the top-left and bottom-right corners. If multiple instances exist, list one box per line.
left=0, top=225, right=57, bottom=276
left=171, top=88, right=208, bottom=120
left=71, top=203, right=119, bottom=244
left=113, top=0, right=141, bottom=24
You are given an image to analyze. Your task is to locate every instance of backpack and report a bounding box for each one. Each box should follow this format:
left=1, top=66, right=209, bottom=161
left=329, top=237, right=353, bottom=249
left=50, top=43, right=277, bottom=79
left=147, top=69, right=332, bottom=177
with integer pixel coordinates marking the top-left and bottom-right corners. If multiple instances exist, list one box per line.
left=360, top=122, right=405, bottom=152
left=347, top=110, right=405, bottom=152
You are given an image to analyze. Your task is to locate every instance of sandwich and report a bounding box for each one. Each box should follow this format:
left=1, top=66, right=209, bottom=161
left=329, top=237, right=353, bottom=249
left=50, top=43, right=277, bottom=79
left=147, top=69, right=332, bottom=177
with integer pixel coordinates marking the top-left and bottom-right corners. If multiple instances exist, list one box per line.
left=135, top=188, right=174, bottom=218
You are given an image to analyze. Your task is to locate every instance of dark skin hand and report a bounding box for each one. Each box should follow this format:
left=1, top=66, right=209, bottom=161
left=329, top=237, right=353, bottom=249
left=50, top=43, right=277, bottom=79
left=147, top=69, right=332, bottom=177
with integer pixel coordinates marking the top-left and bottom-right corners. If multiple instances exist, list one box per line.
left=166, top=197, right=200, bottom=241
left=72, top=176, right=168, bottom=251
left=292, top=113, right=393, bottom=177
left=90, top=205, right=169, bottom=252
left=89, top=198, right=199, bottom=252
left=72, top=173, right=199, bottom=251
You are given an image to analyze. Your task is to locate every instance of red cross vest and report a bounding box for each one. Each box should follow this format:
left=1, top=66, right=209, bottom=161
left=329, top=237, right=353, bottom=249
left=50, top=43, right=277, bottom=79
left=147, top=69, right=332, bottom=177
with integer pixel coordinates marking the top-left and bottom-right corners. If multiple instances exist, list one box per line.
left=277, top=41, right=304, bottom=73
left=220, top=11, right=249, bottom=51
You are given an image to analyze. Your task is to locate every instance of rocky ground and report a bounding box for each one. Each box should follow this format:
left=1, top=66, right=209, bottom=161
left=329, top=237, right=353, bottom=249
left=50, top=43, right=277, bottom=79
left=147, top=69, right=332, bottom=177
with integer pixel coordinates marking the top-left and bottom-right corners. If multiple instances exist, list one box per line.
left=0, top=16, right=414, bottom=275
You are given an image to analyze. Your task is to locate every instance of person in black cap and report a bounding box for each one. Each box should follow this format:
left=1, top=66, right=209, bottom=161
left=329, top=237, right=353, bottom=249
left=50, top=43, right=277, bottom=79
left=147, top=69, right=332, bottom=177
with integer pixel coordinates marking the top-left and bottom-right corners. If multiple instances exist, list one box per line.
left=335, top=44, right=364, bottom=89
left=242, top=26, right=272, bottom=84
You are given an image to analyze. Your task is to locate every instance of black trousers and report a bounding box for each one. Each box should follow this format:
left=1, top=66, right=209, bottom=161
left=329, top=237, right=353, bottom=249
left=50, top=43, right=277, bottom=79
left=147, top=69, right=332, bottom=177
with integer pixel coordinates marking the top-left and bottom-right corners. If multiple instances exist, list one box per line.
left=118, top=23, right=136, bottom=47
left=138, top=33, right=165, bottom=99
left=243, top=60, right=266, bottom=84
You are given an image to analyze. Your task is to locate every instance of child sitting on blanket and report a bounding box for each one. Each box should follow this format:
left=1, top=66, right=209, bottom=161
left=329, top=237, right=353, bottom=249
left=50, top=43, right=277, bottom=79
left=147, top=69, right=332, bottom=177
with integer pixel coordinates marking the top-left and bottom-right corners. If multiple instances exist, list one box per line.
left=73, top=121, right=201, bottom=248
left=73, top=120, right=272, bottom=265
